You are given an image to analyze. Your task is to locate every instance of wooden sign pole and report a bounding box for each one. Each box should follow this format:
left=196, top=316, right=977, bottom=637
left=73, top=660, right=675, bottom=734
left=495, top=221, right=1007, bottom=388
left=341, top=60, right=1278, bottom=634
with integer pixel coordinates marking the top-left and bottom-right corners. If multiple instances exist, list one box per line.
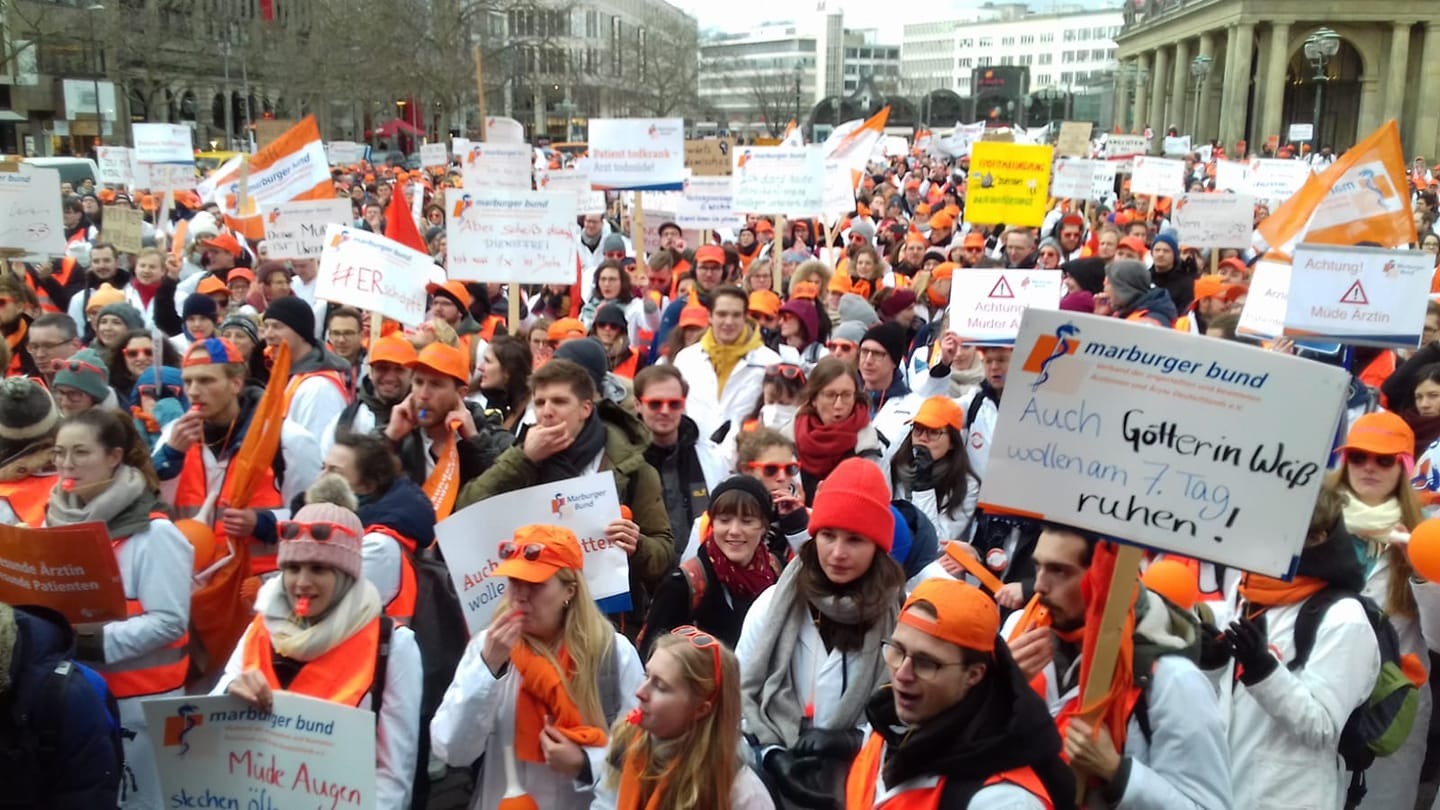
left=1073, top=543, right=1144, bottom=801
left=631, top=192, right=645, bottom=262
left=772, top=215, right=786, bottom=274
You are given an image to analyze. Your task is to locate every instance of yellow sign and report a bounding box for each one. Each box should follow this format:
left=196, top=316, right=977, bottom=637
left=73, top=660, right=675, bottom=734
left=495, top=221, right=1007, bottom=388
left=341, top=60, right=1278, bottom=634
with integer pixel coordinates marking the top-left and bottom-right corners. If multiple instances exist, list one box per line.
left=964, top=142, right=1053, bottom=227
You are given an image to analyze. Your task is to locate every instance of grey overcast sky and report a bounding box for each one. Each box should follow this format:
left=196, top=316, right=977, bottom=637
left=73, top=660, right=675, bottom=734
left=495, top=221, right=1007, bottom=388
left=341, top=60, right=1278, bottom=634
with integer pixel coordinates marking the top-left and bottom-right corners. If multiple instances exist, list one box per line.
left=669, top=0, right=1120, bottom=41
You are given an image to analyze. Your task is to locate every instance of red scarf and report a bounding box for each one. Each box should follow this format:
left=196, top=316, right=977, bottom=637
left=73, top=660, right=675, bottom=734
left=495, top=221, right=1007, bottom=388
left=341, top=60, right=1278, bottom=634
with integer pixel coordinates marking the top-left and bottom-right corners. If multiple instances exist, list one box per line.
left=702, top=536, right=777, bottom=601
left=131, top=278, right=161, bottom=308
left=794, top=407, right=870, bottom=479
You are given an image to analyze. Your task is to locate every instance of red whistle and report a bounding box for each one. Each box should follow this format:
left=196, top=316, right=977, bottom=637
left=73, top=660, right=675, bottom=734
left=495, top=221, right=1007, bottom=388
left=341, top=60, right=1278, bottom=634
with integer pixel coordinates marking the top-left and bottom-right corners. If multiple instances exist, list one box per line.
left=190, top=405, right=202, bottom=413
left=295, top=596, right=311, bottom=617
left=61, top=478, right=76, bottom=492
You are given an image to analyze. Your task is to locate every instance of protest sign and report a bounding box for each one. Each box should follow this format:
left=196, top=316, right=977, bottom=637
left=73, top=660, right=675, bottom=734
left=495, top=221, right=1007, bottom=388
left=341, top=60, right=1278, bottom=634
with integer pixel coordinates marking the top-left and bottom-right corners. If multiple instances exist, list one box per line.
left=882, top=136, right=909, bottom=158
left=947, top=269, right=1063, bottom=345
left=1237, top=258, right=1290, bottom=339
left=538, top=164, right=606, bottom=215
left=730, top=146, right=825, bottom=217
left=1282, top=243, right=1432, bottom=347
left=678, top=176, right=742, bottom=230
left=447, top=189, right=578, bottom=283
left=0, top=164, right=65, bottom=255
left=684, top=138, right=736, bottom=176
left=132, top=123, right=192, bottom=163
left=588, top=118, right=686, bottom=191
left=1171, top=193, right=1256, bottom=248
left=1129, top=156, right=1185, bottom=197
left=484, top=116, right=526, bottom=144
left=316, top=225, right=436, bottom=327
left=435, top=471, right=630, bottom=632
left=1250, top=158, right=1312, bottom=202
left=1288, top=123, right=1314, bottom=143
left=420, top=143, right=448, bottom=169
left=96, top=146, right=133, bottom=186
left=1104, top=134, right=1149, bottom=159
left=460, top=142, right=531, bottom=191
left=264, top=199, right=353, bottom=259
left=255, top=119, right=299, bottom=151
left=144, top=693, right=377, bottom=810
left=1214, top=160, right=1254, bottom=194
left=206, top=116, right=332, bottom=240
left=138, top=162, right=196, bottom=193
left=978, top=310, right=1348, bottom=576
left=1090, top=160, right=1119, bottom=200
left=0, top=523, right=125, bottom=623
left=325, top=141, right=365, bottom=166
left=1051, top=159, right=1099, bottom=200
left=1163, top=135, right=1192, bottom=156
left=1056, top=122, right=1092, bottom=158
left=822, top=158, right=860, bottom=219
left=102, top=205, right=144, bottom=254
left=963, top=142, right=1052, bottom=227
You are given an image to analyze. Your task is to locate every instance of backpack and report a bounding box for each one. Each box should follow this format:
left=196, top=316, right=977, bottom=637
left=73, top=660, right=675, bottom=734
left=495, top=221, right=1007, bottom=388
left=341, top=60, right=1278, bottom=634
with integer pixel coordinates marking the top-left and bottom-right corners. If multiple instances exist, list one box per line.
left=408, top=544, right=471, bottom=721
left=0, top=658, right=124, bottom=808
left=1288, top=587, right=1421, bottom=808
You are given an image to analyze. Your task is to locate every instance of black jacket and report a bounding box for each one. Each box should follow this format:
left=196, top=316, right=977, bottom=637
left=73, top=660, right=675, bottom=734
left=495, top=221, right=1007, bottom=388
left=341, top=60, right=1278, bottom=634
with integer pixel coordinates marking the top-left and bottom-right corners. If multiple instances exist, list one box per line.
left=640, top=544, right=767, bottom=659
left=643, top=415, right=712, bottom=552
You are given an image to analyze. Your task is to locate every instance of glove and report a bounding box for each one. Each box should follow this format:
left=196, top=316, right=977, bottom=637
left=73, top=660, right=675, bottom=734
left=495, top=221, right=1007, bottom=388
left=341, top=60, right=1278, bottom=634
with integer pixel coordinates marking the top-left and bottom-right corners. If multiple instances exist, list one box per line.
left=1226, top=614, right=1278, bottom=686
left=1197, top=622, right=1233, bottom=671
left=911, top=445, right=935, bottom=489
left=762, top=748, right=837, bottom=809
left=793, top=726, right=863, bottom=761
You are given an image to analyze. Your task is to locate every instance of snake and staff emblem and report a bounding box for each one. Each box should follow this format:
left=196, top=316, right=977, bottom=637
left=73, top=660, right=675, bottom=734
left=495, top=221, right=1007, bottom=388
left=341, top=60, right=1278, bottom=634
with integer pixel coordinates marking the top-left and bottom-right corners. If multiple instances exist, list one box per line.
left=1032, top=323, right=1080, bottom=391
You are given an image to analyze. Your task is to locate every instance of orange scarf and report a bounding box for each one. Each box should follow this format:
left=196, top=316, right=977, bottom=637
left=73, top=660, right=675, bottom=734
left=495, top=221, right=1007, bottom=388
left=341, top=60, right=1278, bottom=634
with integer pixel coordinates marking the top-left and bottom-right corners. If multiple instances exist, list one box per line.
left=1237, top=573, right=1328, bottom=607
left=423, top=431, right=460, bottom=520
left=511, top=641, right=607, bottom=763
left=615, top=715, right=672, bottom=810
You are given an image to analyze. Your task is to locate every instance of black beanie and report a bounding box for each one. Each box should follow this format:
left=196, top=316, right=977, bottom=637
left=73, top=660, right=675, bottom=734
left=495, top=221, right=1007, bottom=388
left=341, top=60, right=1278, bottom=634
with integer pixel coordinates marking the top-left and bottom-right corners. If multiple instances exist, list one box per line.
left=264, top=296, right=316, bottom=345
left=182, top=292, right=219, bottom=322
left=861, top=321, right=908, bottom=366
left=708, top=475, right=775, bottom=526
left=552, top=337, right=609, bottom=392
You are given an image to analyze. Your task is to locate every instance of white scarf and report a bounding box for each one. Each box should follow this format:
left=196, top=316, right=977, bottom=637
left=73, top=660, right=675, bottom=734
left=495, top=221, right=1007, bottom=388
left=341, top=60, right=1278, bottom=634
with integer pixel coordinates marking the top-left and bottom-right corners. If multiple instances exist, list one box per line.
left=1343, top=494, right=1409, bottom=548
left=254, top=575, right=381, bottom=662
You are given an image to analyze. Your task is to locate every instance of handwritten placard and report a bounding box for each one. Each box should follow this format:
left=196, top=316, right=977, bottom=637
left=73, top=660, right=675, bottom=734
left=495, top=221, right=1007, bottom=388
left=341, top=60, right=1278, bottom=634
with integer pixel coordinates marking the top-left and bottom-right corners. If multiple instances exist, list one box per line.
left=483, top=116, right=526, bottom=144
left=730, top=146, right=826, bottom=217
left=0, top=165, right=65, bottom=255
left=102, top=205, right=144, bottom=254
left=446, top=189, right=578, bottom=283
left=460, top=142, right=532, bottom=192
left=684, top=138, right=736, bottom=176
left=1214, top=159, right=1255, bottom=194
left=0, top=522, right=126, bottom=623
left=964, top=142, right=1053, bottom=227
left=1051, top=159, right=1100, bottom=200
left=1282, top=243, right=1432, bottom=348
left=132, top=123, right=192, bottom=163
left=316, top=224, right=436, bottom=327
left=325, top=141, right=365, bottom=166
left=96, top=146, right=133, bottom=186
left=143, top=693, right=377, bottom=810
left=264, top=199, right=353, bottom=260
left=1130, top=156, right=1185, bottom=197
left=947, top=269, right=1063, bottom=345
left=1171, top=193, right=1256, bottom=248
left=435, top=471, right=630, bottom=632
left=1163, top=135, right=1192, bottom=156
left=678, top=176, right=742, bottom=230
left=138, top=162, right=196, bottom=193
left=1056, top=122, right=1092, bottom=158
left=1237, top=258, right=1290, bottom=339
left=1104, top=134, right=1149, bottom=159
left=420, top=142, right=448, bottom=169
left=538, top=164, right=606, bottom=215
left=254, top=119, right=299, bottom=151
left=588, top=118, right=686, bottom=191
left=1250, top=158, right=1312, bottom=203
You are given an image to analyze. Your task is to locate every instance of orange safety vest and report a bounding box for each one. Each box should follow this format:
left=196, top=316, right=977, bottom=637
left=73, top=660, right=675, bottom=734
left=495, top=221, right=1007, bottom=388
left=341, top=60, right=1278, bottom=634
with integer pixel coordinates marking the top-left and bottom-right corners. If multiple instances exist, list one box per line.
left=240, top=613, right=379, bottom=707
left=0, top=473, right=57, bottom=527
left=613, top=348, right=640, bottom=380
left=367, top=525, right=418, bottom=625
left=846, top=731, right=1053, bottom=809
left=5, top=319, right=28, bottom=376
left=478, top=314, right=505, bottom=342
left=99, top=520, right=191, bottom=699
left=30, top=257, right=75, bottom=314
left=173, top=441, right=285, bottom=576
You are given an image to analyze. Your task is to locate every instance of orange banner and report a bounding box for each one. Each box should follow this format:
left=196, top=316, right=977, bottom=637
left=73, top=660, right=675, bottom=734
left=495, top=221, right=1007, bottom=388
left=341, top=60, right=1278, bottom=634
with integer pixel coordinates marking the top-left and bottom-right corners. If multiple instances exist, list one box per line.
left=0, top=522, right=126, bottom=623
left=424, top=434, right=461, bottom=521
left=208, top=116, right=333, bottom=241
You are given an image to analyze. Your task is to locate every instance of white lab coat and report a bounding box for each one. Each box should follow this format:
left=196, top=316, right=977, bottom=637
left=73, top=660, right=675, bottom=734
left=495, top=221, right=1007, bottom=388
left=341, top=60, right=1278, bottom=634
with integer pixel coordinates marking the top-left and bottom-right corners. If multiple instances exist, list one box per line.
left=591, top=759, right=775, bottom=809
left=431, top=629, right=645, bottom=810
left=672, top=339, right=782, bottom=440
left=318, top=399, right=380, bottom=458
left=957, top=388, right=999, bottom=480
left=361, top=530, right=405, bottom=608
left=286, top=375, right=350, bottom=446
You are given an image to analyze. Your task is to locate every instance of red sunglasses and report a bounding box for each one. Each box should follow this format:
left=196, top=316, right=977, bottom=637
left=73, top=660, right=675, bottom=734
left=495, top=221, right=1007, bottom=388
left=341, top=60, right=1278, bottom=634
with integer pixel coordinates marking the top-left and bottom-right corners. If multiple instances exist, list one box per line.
left=671, top=625, right=722, bottom=694
left=640, top=397, right=685, bottom=412
left=278, top=521, right=358, bottom=542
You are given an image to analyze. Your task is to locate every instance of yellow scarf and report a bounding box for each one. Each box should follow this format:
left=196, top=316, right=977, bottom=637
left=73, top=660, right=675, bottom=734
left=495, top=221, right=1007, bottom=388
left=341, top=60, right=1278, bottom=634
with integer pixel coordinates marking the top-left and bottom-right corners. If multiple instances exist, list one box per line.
left=700, top=324, right=763, bottom=395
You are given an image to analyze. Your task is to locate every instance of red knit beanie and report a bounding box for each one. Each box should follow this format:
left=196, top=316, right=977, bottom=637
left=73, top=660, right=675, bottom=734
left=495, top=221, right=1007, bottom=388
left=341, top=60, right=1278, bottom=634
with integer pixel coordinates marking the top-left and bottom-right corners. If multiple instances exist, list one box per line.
left=808, top=458, right=894, bottom=551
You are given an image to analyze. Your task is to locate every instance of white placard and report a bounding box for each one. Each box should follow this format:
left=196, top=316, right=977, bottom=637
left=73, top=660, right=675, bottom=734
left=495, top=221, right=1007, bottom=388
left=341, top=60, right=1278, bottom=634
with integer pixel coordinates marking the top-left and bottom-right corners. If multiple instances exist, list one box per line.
left=264, top=199, right=354, bottom=259
left=315, top=224, right=436, bottom=327
left=678, top=176, right=742, bottom=230
left=435, top=471, right=630, bottom=632
left=1237, top=258, right=1290, bottom=339
left=1163, top=135, right=1192, bottom=156
left=882, top=135, right=909, bottom=158
left=460, top=142, right=532, bottom=191
left=144, top=693, right=377, bottom=810
left=326, top=141, right=365, bottom=166
left=451, top=137, right=471, bottom=158
left=979, top=310, right=1348, bottom=576
left=1282, top=243, right=1433, bottom=347
left=1171, top=193, right=1256, bottom=248
left=587, top=118, right=686, bottom=191
left=1052, top=159, right=1099, bottom=200
left=420, top=143, right=448, bottom=169
left=1090, top=161, right=1119, bottom=200
left=131, top=123, right=192, bottom=163
left=947, top=269, right=1064, bottom=345
left=484, top=116, right=526, bottom=144
left=447, top=189, right=578, bottom=283
left=96, top=146, right=133, bottom=186
left=1214, top=159, right=1255, bottom=194
left=1250, top=159, right=1312, bottom=203
left=730, top=146, right=825, bottom=217
left=822, top=158, right=860, bottom=219
left=538, top=164, right=605, bottom=216
left=0, top=165, right=65, bottom=255
left=1130, top=156, right=1186, bottom=197
left=1288, top=123, right=1314, bottom=142
left=1104, top=134, right=1149, bottom=159
left=139, top=162, right=195, bottom=193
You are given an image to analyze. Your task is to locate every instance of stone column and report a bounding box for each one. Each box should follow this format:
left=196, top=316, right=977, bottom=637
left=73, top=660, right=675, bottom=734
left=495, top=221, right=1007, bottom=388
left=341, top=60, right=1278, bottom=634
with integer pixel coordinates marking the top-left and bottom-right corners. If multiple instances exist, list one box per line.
left=1260, top=21, right=1291, bottom=144
left=1133, top=51, right=1151, bottom=134
left=1220, top=22, right=1254, bottom=150
left=1413, top=22, right=1440, bottom=161
left=1195, top=31, right=1216, bottom=143
left=1170, top=38, right=1191, bottom=136
left=1384, top=22, right=1413, bottom=126
left=1148, top=44, right=1170, bottom=145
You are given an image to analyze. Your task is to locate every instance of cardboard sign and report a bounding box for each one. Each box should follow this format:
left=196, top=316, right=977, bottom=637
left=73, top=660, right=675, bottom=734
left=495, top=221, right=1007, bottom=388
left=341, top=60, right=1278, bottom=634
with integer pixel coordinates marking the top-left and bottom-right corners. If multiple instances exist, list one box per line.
left=451, top=137, right=471, bottom=158
left=537, top=164, right=606, bottom=216
left=1171, top=193, right=1256, bottom=248
left=102, top=205, right=144, bottom=254
left=1214, top=159, right=1254, bottom=194
left=1237, top=258, right=1290, bottom=339
left=1129, top=156, right=1185, bottom=197
left=1288, top=123, right=1314, bottom=142
left=963, top=142, right=1053, bottom=227
left=435, top=471, right=630, bottom=632
left=263, top=199, right=353, bottom=259
left=139, top=162, right=196, bottom=193
left=420, top=143, right=448, bottom=169
left=730, top=146, right=825, bottom=216
left=1090, top=160, right=1119, bottom=200
left=947, top=269, right=1063, bottom=345
left=684, top=138, right=736, bottom=176
left=144, top=693, right=377, bottom=810
left=460, top=142, right=532, bottom=191
left=254, top=119, right=299, bottom=151
left=325, top=141, right=365, bottom=166
left=587, top=118, right=686, bottom=191
left=1282, top=243, right=1432, bottom=347
left=1051, top=159, right=1100, bottom=200
left=1250, top=159, right=1312, bottom=203
left=132, top=123, right=192, bottom=163
left=96, top=146, right=133, bottom=186
left=316, top=224, right=436, bottom=326
left=447, top=189, right=578, bottom=283
left=0, top=522, right=126, bottom=623
left=678, top=176, right=742, bottom=230
left=978, top=310, right=1347, bottom=576
left=1162, top=135, right=1192, bottom=156
left=0, top=165, right=66, bottom=255
left=1104, top=134, right=1149, bottom=159
left=484, top=116, right=526, bottom=144
left=1056, top=122, right=1092, bottom=158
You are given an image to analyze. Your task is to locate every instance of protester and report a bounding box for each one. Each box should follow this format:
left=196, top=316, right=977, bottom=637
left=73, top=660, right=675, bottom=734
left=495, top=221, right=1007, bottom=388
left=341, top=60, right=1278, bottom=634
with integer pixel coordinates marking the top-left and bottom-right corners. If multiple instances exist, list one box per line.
left=263, top=296, right=352, bottom=441
left=793, top=357, right=881, bottom=502
left=0, top=377, right=60, bottom=526
left=27, top=312, right=82, bottom=388
left=672, top=285, right=782, bottom=441
left=890, top=395, right=979, bottom=545
left=1104, top=259, right=1177, bottom=327
left=383, top=341, right=511, bottom=490
left=634, top=364, right=727, bottom=549
left=477, top=333, right=534, bottom=434
left=51, top=349, right=114, bottom=417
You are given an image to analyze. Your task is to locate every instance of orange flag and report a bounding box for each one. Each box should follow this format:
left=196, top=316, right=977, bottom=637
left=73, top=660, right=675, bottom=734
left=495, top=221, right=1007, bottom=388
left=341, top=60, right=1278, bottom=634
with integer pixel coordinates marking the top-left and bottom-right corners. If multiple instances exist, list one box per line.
left=211, top=116, right=333, bottom=241
left=385, top=181, right=428, bottom=254
left=1056, top=541, right=1140, bottom=758
left=1255, top=119, right=1416, bottom=258
left=224, top=340, right=290, bottom=510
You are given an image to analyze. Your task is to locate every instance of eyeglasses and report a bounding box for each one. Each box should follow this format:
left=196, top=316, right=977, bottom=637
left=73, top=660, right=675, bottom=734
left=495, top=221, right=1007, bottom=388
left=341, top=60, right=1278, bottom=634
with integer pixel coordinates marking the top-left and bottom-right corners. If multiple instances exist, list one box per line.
left=1347, top=450, right=1399, bottom=469
left=857, top=347, right=891, bottom=362
left=825, top=340, right=857, bottom=352
left=747, top=461, right=799, bottom=477
left=765, top=364, right=806, bottom=384
left=880, top=639, right=968, bottom=681
left=817, top=389, right=857, bottom=405
left=277, top=521, right=358, bottom=542
left=499, top=541, right=544, bottom=561
left=640, top=397, right=685, bottom=412
left=671, top=625, right=722, bottom=694
left=138, top=384, right=182, bottom=400
left=911, top=425, right=947, bottom=441
left=124, top=347, right=154, bottom=359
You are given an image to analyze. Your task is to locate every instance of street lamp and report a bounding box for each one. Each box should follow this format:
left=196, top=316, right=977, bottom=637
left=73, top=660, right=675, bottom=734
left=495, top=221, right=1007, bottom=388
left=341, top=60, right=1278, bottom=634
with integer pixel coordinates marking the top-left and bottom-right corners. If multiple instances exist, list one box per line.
left=1190, top=53, right=1211, bottom=142
left=1036, top=87, right=1065, bottom=125
left=86, top=4, right=105, bottom=146
left=793, top=61, right=803, bottom=128
left=1303, top=27, right=1340, bottom=153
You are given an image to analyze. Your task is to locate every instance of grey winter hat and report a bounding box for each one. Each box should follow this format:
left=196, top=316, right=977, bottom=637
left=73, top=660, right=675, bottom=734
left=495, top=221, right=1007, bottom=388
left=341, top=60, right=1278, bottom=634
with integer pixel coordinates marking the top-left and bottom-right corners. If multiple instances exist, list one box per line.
left=833, top=320, right=868, bottom=345
left=0, top=378, right=59, bottom=449
left=553, top=337, right=609, bottom=392
left=837, top=293, right=880, bottom=327
left=1105, top=259, right=1152, bottom=307
left=51, top=348, right=111, bottom=404
left=97, top=302, right=145, bottom=331
left=601, top=233, right=626, bottom=254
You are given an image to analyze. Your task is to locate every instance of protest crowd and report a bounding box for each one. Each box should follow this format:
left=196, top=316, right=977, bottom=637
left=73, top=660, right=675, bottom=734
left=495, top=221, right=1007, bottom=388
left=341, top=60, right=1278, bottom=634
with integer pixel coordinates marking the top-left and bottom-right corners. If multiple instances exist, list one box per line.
left=7, top=111, right=1440, bottom=810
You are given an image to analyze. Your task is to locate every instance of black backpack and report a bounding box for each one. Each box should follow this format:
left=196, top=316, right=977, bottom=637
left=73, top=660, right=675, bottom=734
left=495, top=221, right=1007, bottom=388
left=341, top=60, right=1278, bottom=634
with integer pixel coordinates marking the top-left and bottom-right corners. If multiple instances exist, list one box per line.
left=409, top=544, right=471, bottom=721
left=0, top=658, right=124, bottom=808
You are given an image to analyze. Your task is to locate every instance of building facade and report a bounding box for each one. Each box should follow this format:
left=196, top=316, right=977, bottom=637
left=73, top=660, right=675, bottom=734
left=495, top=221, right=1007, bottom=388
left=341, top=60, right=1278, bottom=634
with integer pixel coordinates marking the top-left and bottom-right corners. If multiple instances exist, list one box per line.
left=1114, top=0, right=1440, bottom=159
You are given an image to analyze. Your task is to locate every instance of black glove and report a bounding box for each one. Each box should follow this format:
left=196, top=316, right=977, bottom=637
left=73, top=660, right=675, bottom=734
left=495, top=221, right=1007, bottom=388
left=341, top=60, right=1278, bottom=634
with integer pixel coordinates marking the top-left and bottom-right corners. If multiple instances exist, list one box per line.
left=1197, top=622, right=1233, bottom=671
left=793, top=726, right=863, bottom=761
left=1226, top=615, right=1278, bottom=686
left=911, top=445, right=935, bottom=489
left=73, top=627, right=104, bottom=663
left=762, top=748, right=837, bottom=809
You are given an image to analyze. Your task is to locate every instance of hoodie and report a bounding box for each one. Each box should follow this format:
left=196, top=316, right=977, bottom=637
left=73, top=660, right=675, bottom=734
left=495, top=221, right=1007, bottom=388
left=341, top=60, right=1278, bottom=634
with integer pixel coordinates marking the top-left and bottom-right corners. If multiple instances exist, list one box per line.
left=1117, top=286, right=1178, bottom=328
left=358, top=475, right=437, bottom=550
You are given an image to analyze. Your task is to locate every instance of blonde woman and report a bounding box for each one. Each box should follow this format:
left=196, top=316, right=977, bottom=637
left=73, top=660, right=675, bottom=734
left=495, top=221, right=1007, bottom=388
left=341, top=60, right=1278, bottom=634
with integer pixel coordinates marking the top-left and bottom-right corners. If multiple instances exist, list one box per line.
left=432, top=525, right=645, bottom=809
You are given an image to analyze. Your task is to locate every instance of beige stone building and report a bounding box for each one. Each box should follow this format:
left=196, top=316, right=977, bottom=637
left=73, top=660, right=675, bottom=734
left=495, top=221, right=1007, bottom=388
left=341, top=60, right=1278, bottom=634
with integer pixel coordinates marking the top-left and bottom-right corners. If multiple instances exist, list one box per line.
left=1114, top=0, right=1440, bottom=160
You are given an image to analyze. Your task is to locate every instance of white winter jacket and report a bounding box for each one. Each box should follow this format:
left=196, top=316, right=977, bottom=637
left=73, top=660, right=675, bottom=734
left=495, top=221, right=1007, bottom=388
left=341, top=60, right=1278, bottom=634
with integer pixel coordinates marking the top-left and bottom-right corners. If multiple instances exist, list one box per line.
left=672, top=339, right=782, bottom=440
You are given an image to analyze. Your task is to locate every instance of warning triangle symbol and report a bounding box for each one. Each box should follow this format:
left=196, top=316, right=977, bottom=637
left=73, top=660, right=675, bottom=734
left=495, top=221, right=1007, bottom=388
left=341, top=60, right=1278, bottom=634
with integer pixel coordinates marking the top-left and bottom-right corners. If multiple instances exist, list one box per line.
left=989, top=276, right=1015, bottom=299
left=1340, top=280, right=1369, bottom=305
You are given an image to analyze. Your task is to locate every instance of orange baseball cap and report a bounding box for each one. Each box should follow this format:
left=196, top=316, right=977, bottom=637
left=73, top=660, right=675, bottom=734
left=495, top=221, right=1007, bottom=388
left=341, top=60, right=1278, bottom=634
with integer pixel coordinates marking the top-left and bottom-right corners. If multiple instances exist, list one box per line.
left=369, top=333, right=418, bottom=366
left=1117, top=235, right=1148, bottom=255
left=200, top=232, right=243, bottom=257
left=227, top=268, right=256, bottom=284
left=410, top=341, right=469, bottom=384
left=900, top=578, right=998, bottom=652
left=962, top=232, right=986, bottom=249
left=1340, top=411, right=1414, bottom=457
left=1218, top=257, right=1250, bottom=277
left=910, top=396, right=964, bottom=432
left=427, top=280, right=472, bottom=311
left=197, top=276, right=229, bottom=296
left=491, top=524, right=585, bottom=582
left=931, top=262, right=957, bottom=280
left=828, top=272, right=852, bottom=293
left=678, top=303, right=709, bottom=329
left=1142, top=558, right=1200, bottom=611
left=754, top=219, right=774, bottom=234
left=547, top=317, right=587, bottom=342
left=929, top=210, right=955, bottom=230
left=748, top=290, right=781, bottom=318
left=1192, top=274, right=1227, bottom=301
left=695, top=245, right=726, bottom=265
left=790, top=280, right=820, bottom=300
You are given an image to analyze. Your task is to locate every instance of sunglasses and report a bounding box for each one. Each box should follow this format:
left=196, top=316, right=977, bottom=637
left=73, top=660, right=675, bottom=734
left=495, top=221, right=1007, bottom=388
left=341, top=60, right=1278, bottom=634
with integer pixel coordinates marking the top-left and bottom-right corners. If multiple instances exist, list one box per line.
left=747, top=461, right=799, bottom=477
left=59, top=358, right=104, bottom=375
left=1347, top=450, right=1399, bottom=469
left=138, top=384, right=182, bottom=400
left=278, top=521, right=358, bottom=542
left=671, top=625, right=722, bottom=694
left=124, top=347, right=154, bottom=359
left=825, top=340, right=857, bottom=352
left=499, top=541, right=544, bottom=561
left=640, top=397, right=685, bottom=412
left=765, top=363, right=806, bottom=384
